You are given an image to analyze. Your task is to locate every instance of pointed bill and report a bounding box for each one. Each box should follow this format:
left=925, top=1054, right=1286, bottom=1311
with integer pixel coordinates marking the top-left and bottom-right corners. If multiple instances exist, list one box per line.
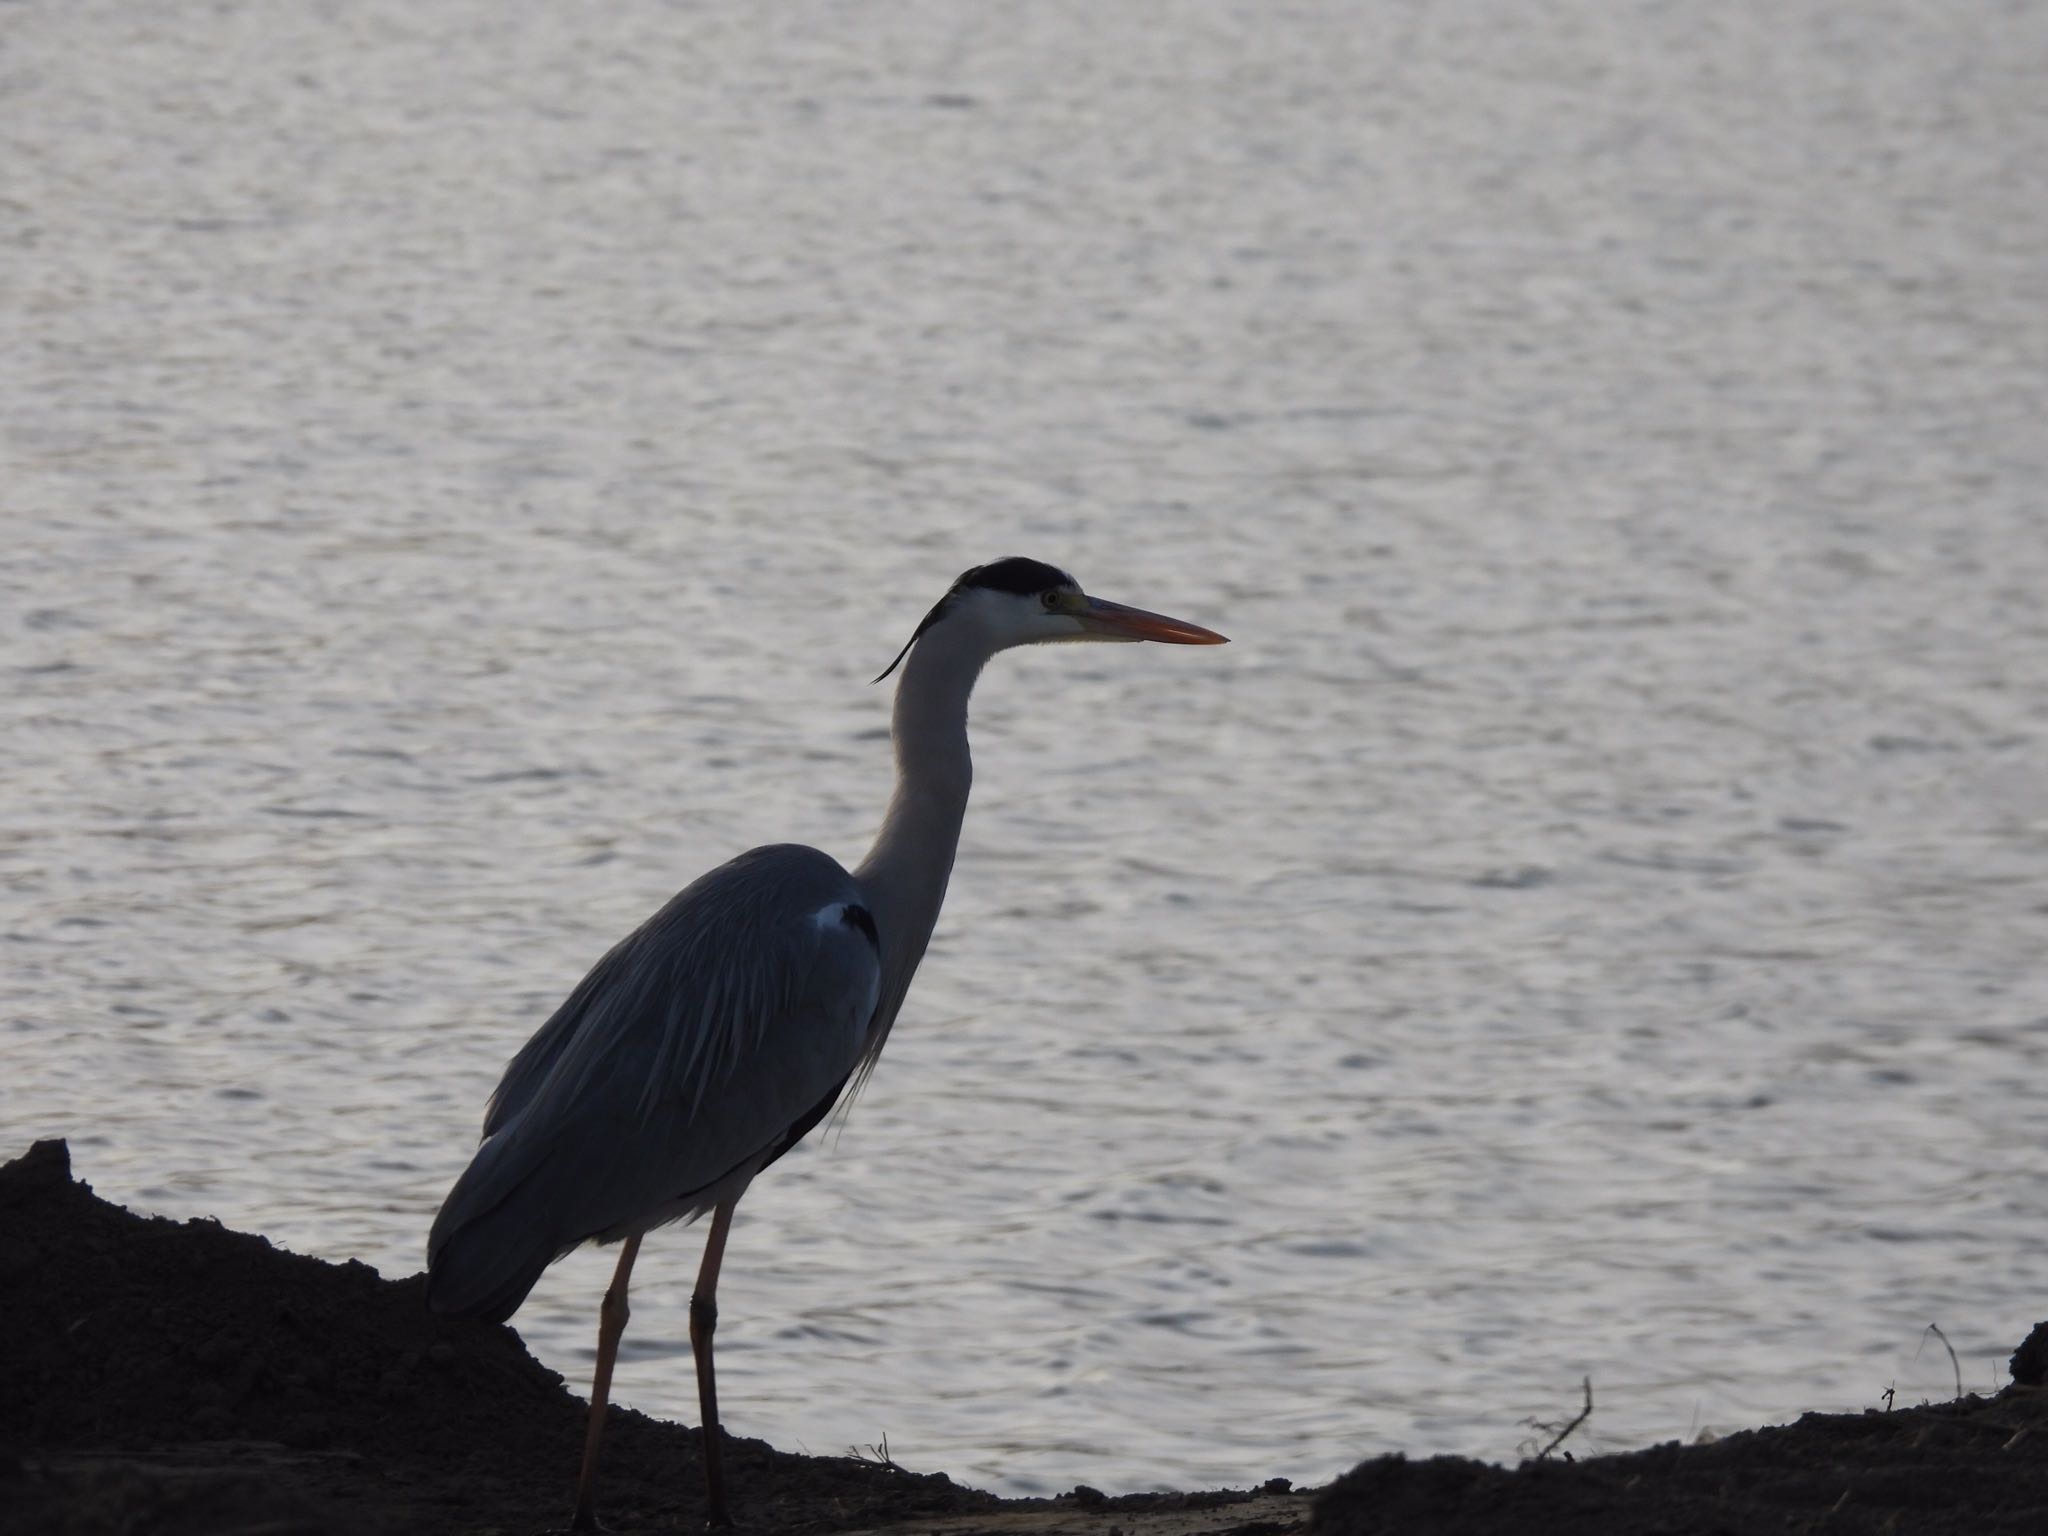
left=1073, top=596, right=1229, bottom=645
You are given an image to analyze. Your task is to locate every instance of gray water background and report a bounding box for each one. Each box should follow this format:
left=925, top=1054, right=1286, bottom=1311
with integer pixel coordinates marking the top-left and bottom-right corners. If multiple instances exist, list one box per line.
left=5, top=0, right=2047, bottom=1497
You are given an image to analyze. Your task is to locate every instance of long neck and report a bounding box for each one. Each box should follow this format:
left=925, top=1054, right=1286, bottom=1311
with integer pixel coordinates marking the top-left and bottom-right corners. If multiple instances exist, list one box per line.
left=853, top=635, right=983, bottom=1042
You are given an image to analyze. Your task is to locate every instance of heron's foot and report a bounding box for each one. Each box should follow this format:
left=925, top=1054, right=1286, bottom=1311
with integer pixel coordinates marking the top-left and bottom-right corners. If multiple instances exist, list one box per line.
left=551, top=1497, right=620, bottom=1532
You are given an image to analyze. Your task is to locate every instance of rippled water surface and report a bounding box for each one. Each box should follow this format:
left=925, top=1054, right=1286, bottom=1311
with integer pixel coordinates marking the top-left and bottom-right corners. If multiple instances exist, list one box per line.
left=7, top=0, right=2048, bottom=1497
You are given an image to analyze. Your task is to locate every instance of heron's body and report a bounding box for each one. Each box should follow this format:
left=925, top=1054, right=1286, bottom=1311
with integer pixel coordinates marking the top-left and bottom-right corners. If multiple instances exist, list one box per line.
left=425, top=844, right=879, bottom=1322
left=426, top=558, right=1224, bottom=1528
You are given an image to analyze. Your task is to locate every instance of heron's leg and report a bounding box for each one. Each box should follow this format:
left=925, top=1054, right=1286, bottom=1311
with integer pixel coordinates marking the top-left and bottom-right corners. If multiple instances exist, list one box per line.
left=571, top=1234, right=642, bottom=1533
left=690, top=1199, right=738, bottom=1529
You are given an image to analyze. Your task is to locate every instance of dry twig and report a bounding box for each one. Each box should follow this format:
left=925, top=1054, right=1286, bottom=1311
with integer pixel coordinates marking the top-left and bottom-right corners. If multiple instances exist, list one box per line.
left=849, top=1431, right=905, bottom=1473
left=1913, top=1323, right=1963, bottom=1400
left=1526, top=1377, right=1594, bottom=1461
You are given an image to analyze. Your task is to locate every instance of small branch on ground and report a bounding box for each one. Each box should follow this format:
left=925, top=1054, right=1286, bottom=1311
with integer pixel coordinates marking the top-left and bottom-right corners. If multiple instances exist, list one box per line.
left=1522, top=1377, right=1594, bottom=1461
left=849, top=1431, right=905, bottom=1473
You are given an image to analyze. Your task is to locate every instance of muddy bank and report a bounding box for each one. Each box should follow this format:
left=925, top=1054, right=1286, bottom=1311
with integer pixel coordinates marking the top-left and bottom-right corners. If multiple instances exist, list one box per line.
left=0, top=1139, right=1300, bottom=1535
left=3, top=1138, right=2043, bottom=1535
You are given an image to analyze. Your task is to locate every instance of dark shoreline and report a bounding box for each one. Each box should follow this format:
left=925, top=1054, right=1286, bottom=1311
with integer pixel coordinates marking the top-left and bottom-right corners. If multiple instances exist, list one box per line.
left=3, top=1138, right=2042, bottom=1535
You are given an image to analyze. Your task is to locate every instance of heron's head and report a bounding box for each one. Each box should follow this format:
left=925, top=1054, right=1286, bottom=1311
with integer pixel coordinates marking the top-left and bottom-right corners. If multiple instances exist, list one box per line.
left=874, top=556, right=1228, bottom=682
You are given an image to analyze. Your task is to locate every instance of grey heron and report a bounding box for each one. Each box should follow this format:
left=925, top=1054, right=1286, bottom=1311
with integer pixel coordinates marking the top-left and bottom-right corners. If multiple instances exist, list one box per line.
left=426, top=557, right=1227, bottom=1529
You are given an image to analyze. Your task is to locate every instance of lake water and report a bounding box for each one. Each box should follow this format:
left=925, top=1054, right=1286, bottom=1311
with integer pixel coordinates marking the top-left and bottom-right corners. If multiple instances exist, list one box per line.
left=5, top=0, right=2047, bottom=1498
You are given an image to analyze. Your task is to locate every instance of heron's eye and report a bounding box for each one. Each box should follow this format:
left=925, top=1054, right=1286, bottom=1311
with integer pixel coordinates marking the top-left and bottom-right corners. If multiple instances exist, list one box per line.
left=1042, top=591, right=1062, bottom=610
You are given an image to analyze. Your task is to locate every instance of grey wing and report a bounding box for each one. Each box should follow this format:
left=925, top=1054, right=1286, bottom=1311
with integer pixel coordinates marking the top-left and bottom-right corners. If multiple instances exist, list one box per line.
left=426, top=844, right=881, bottom=1321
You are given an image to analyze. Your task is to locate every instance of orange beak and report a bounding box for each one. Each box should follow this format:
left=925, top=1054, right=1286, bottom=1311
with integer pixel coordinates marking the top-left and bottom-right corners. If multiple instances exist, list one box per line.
left=1074, top=596, right=1229, bottom=645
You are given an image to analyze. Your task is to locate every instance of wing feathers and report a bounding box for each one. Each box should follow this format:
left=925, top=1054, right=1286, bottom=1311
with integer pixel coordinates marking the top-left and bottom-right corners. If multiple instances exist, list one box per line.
left=427, top=844, right=881, bottom=1319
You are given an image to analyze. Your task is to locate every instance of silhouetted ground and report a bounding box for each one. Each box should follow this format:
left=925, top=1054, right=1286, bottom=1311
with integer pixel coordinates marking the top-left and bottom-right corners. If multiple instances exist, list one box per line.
left=4, top=1138, right=2043, bottom=1535
left=1312, top=1385, right=2048, bottom=1536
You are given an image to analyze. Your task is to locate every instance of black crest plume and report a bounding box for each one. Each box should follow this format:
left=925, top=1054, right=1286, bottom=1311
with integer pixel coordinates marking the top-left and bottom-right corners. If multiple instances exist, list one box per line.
left=872, top=557, right=1077, bottom=683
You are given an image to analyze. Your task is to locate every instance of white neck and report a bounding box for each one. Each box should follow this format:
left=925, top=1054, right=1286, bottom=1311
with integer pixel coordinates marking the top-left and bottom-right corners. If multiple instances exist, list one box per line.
left=852, top=633, right=985, bottom=1047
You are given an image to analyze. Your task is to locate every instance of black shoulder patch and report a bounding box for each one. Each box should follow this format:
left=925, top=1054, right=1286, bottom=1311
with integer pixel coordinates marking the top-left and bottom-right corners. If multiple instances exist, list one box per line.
left=840, top=903, right=879, bottom=951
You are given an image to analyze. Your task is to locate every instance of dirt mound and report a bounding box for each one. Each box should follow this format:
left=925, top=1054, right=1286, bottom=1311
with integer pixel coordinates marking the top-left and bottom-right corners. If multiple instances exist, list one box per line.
left=0, top=1138, right=998, bottom=1534
left=6, top=1136, right=2044, bottom=1536
left=1313, top=1385, right=2048, bottom=1536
